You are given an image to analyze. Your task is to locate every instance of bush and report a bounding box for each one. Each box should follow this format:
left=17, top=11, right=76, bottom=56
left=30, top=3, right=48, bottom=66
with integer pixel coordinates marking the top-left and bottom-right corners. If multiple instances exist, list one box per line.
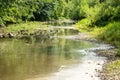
left=75, top=18, right=93, bottom=32
left=97, top=22, right=120, bottom=56
left=99, top=22, right=120, bottom=43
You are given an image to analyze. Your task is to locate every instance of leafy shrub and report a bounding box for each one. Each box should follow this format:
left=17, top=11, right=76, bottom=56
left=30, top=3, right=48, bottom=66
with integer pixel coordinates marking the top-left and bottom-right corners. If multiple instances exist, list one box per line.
left=97, top=22, right=120, bottom=56
left=75, top=18, right=93, bottom=32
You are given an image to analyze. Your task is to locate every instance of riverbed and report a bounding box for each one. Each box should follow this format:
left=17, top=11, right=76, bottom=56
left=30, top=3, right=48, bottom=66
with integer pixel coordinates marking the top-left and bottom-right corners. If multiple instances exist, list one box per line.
left=0, top=27, right=113, bottom=80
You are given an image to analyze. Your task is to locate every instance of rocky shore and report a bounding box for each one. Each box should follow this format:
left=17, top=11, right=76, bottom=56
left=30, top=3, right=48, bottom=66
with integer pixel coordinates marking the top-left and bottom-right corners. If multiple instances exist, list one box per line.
left=0, top=28, right=58, bottom=39
left=74, top=32, right=119, bottom=80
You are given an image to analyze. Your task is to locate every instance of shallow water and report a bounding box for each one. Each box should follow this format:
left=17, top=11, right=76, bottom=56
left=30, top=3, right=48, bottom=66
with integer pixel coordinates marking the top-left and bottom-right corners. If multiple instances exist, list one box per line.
left=26, top=44, right=112, bottom=80
left=0, top=28, right=113, bottom=80
left=0, top=35, right=99, bottom=80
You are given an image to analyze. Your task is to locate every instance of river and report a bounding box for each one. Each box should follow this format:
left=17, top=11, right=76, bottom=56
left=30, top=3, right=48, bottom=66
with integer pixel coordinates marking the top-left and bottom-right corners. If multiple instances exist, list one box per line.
left=0, top=26, right=113, bottom=80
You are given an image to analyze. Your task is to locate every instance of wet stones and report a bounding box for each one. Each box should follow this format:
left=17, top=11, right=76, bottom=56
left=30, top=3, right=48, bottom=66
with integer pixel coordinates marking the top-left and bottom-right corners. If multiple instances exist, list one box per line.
left=88, top=61, right=91, bottom=64
left=0, top=33, right=14, bottom=38
left=0, top=33, right=4, bottom=38
left=8, top=33, right=14, bottom=38
left=0, top=28, right=58, bottom=39
left=97, top=63, right=101, bottom=65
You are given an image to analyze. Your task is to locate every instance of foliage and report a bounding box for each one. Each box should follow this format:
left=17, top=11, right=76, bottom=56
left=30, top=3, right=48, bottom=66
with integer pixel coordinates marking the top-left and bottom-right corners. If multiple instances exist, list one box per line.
left=75, top=18, right=92, bottom=32
left=0, top=0, right=37, bottom=24
left=75, top=0, right=120, bottom=27
left=98, top=22, right=120, bottom=46
left=90, top=22, right=120, bottom=56
left=74, top=0, right=120, bottom=56
left=0, top=0, right=120, bottom=26
left=0, top=0, right=77, bottom=25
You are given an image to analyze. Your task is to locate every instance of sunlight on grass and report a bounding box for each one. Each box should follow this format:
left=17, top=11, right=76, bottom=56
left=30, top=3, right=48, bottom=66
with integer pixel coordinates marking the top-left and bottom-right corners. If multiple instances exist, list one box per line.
left=75, top=18, right=92, bottom=32
left=3, top=21, right=47, bottom=33
left=105, top=60, right=120, bottom=74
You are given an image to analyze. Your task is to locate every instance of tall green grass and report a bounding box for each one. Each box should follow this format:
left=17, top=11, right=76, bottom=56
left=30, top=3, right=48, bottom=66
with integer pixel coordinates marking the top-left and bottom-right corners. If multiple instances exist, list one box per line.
left=3, top=21, right=47, bottom=34
left=4, top=22, right=41, bottom=33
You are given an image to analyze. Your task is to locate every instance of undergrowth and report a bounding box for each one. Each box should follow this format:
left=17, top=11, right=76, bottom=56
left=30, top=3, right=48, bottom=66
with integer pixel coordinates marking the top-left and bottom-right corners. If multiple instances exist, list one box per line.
left=96, top=22, right=120, bottom=56
left=75, top=18, right=92, bottom=32
left=75, top=21, right=120, bottom=56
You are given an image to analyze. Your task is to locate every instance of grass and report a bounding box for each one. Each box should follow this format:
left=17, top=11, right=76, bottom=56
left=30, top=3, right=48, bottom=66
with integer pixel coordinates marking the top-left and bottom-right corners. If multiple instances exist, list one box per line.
left=3, top=21, right=48, bottom=34
left=104, top=60, right=120, bottom=79
left=105, top=60, right=120, bottom=73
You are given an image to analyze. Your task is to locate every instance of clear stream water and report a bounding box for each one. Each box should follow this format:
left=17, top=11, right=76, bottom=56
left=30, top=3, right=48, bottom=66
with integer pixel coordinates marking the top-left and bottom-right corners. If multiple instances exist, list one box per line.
left=0, top=28, right=113, bottom=80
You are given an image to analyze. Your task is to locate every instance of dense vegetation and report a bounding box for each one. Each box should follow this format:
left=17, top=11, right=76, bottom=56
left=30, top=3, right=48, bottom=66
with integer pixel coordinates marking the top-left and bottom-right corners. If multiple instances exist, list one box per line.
left=0, top=0, right=63, bottom=25
left=74, top=0, right=120, bottom=55
left=0, top=0, right=109, bottom=25
left=0, top=0, right=119, bottom=43
left=1, top=0, right=119, bottom=25
left=0, top=0, right=84, bottom=26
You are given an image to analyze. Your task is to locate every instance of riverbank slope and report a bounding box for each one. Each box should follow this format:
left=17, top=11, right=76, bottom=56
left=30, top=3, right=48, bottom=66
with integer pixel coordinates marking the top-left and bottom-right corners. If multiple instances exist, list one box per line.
left=75, top=22, right=120, bottom=80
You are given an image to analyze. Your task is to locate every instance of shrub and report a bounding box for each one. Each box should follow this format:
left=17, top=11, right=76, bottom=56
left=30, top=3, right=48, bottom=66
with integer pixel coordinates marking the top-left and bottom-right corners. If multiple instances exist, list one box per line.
left=97, top=22, right=120, bottom=56
left=75, top=18, right=92, bottom=32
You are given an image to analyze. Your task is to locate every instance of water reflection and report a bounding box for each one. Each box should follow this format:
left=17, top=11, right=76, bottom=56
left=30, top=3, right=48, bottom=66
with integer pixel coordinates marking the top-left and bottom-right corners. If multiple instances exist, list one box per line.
left=0, top=38, right=95, bottom=80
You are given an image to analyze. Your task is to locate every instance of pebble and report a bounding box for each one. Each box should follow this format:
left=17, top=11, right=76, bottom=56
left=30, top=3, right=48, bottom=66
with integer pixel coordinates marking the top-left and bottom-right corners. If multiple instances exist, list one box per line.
left=95, top=69, right=97, bottom=71
left=85, top=72, right=88, bottom=74
left=91, top=75, right=93, bottom=78
left=88, top=62, right=91, bottom=64
left=97, top=63, right=101, bottom=65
